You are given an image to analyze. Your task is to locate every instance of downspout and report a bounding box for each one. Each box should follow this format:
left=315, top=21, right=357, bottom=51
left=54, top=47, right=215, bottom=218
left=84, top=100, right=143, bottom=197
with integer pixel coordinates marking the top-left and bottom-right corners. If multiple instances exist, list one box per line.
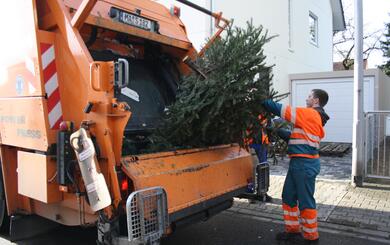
left=351, top=0, right=364, bottom=187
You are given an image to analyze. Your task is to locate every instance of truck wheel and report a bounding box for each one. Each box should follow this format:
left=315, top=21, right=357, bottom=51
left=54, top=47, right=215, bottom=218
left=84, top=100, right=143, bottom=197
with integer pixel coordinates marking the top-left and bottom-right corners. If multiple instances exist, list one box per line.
left=0, top=160, right=9, bottom=231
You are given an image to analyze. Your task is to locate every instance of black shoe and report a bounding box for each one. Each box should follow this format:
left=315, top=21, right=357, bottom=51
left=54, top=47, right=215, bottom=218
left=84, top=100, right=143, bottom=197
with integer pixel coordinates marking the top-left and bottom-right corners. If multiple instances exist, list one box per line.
left=259, top=193, right=273, bottom=202
left=275, top=232, right=301, bottom=241
left=288, top=235, right=319, bottom=244
left=304, top=238, right=319, bottom=244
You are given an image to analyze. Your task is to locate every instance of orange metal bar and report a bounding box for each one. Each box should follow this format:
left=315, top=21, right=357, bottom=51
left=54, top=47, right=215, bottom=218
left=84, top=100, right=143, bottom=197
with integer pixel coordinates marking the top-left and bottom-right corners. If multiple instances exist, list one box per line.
left=46, top=0, right=125, bottom=214
left=71, top=0, right=98, bottom=29
left=103, top=130, right=122, bottom=208
left=198, top=12, right=229, bottom=57
left=46, top=0, right=93, bottom=83
left=39, top=13, right=57, bottom=30
left=174, top=0, right=229, bottom=58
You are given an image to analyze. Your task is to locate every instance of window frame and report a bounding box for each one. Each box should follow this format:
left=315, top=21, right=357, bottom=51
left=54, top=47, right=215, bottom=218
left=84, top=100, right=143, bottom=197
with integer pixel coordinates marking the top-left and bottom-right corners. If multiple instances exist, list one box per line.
left=309, top=11, right=318, bottom=46
left=288, top=0, right=293, bottom=50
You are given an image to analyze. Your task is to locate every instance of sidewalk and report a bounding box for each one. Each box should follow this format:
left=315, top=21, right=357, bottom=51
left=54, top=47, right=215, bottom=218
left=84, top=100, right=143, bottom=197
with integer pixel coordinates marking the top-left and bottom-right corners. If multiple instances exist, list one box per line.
left=230, top=153, right=390, bottom=242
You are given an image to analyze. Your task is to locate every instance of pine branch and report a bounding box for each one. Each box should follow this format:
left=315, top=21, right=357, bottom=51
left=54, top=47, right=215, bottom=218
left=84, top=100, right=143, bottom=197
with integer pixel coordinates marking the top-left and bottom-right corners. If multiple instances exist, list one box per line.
left=151, top=21, right=277, bottom=150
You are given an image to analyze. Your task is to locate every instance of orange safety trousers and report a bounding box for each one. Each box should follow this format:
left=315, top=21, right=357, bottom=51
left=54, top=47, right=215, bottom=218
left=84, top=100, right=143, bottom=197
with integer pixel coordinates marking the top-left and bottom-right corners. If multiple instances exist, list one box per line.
left=282, top=204, right=319, bottom=240
left=281, top=156, right=320, bottom=240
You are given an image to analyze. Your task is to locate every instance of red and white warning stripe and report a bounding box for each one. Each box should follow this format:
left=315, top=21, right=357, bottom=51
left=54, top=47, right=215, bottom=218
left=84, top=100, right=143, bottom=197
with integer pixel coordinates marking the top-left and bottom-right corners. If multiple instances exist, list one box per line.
left=41, top=43, right=63, bottom=129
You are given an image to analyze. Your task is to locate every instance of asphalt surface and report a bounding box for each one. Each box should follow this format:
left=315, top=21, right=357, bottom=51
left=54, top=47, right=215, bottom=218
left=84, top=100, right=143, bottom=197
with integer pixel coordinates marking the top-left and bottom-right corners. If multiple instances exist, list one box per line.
left=0, top=212, right=387, bottom=245
left=162, top=212, right=388, bottom=245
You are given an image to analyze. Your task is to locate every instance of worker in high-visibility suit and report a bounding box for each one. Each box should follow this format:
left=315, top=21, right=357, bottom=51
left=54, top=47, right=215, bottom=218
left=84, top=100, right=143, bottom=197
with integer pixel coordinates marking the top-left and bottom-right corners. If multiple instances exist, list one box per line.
left=262, top=89, right=329, bottom=244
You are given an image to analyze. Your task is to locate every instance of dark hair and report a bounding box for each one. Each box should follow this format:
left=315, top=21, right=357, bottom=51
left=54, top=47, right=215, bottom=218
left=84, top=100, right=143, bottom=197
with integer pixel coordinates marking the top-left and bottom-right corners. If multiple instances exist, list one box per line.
left=312, top=89, right=329, bottom=107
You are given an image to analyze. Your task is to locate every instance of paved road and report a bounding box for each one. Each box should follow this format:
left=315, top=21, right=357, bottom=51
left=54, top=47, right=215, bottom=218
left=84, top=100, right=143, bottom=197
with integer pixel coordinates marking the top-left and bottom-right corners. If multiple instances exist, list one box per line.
left=162, top=212, right=388, bottom=245
left=0, top=211, right=387, bottom=245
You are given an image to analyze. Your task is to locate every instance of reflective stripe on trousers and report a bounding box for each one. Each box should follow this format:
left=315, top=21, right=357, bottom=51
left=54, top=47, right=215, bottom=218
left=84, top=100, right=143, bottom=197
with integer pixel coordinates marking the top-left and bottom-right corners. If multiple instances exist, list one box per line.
left=300, top=209, right=319, bottom=240
left=282, top=203, right=300, bottom=233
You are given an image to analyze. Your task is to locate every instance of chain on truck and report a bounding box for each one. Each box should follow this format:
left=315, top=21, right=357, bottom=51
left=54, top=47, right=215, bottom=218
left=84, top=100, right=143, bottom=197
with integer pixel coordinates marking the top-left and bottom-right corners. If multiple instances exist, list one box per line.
left=0, top=1, right=269, bottom=244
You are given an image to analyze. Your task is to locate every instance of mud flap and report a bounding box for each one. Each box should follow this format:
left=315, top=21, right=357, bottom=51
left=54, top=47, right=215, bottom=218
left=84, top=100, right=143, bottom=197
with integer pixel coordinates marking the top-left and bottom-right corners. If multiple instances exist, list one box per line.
left=9, top=215, right=59, bottom=241
left=255, top=162, right=270, bottom=196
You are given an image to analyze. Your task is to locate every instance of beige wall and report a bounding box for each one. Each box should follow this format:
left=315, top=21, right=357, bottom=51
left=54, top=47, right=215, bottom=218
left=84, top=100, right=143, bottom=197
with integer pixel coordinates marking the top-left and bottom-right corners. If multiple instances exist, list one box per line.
left=289, top=69, right=390, bottom=110
left=378, top=69, right=390, bottom=111
left=289, top=69, right=390, bottom=142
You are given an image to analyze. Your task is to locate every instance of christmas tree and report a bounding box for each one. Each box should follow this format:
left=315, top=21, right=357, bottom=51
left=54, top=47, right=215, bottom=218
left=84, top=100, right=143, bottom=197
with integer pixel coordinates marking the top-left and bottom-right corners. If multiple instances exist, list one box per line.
left=150, top=21, right=277, bottom=150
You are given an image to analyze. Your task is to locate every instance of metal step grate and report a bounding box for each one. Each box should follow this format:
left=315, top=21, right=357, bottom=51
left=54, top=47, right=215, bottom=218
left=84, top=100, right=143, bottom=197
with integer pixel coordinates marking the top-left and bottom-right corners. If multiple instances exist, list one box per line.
left=126, top=187, right=168, bottom=244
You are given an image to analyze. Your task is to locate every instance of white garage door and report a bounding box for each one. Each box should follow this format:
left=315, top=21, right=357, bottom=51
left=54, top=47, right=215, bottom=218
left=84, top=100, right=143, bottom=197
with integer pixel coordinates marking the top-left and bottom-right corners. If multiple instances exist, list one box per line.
left=291, top=77, right=375, bottom=143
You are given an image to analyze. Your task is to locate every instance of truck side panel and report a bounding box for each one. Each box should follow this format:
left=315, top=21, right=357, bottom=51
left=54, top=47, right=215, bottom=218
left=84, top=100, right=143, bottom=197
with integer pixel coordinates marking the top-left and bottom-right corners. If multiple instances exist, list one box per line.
left=0, top=0, right=44, bottom=98
left=17, top=151, right=62, bottom=203
left=0, top=146, right=31, bottom=215
left=0, top=30, right=65, bottom=151
left=0, top=1, right=64, bottom=216
left=0, top=97, right=49, bottom=151
left=0, top=4, right=64, bottom=151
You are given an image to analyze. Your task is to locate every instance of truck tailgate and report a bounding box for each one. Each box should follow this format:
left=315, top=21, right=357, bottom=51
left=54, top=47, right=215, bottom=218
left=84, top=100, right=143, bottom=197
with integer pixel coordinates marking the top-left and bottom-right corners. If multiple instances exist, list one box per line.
left=121, top=145, right=252, bottom=215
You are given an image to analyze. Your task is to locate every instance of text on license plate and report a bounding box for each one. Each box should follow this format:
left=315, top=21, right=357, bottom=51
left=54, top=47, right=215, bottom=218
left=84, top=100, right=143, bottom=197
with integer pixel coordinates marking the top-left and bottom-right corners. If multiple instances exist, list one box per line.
left=120, top=12, right=152, bottom=30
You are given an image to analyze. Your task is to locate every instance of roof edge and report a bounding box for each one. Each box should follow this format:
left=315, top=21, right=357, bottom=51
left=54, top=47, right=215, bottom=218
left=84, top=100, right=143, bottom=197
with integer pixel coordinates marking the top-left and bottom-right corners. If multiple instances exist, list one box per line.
left=330, top=0, right=346, bottom=32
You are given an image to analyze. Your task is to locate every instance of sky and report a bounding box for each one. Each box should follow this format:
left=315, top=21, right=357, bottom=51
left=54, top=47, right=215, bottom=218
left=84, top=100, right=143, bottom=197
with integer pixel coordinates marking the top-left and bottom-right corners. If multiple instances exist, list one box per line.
left=156, top=0, right=209, bottom=50
left=338, top=0, right=390, bottom=68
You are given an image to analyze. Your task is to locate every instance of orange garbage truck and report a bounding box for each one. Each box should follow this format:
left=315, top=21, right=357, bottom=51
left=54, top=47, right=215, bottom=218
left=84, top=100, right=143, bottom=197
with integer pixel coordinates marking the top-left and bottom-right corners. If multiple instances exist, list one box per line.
left=0, top=0, right=260, bottom=244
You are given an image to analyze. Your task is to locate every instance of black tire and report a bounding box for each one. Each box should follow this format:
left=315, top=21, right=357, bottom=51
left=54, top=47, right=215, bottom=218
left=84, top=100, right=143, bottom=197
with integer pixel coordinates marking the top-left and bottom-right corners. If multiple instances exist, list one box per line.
left=0, top=160, right=9, bottom=232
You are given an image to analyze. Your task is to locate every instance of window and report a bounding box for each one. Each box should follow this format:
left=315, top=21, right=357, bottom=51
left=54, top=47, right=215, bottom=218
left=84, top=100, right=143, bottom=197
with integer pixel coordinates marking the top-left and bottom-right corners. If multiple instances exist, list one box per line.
left=288, top=0, right=293, bottom=49
left=309, top=12, right=318, bottom=46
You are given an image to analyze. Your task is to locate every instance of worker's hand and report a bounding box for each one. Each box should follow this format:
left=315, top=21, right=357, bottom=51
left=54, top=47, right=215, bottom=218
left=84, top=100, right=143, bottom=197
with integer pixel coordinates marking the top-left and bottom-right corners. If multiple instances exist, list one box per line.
left=258, top=115, right=268, bottom=127
left=277, top=128, right=291, bottom=142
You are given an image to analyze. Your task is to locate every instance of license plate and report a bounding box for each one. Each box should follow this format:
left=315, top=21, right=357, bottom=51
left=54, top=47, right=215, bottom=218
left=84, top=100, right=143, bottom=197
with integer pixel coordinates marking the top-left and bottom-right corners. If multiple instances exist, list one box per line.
left=120, top=12, right=152, bottom=31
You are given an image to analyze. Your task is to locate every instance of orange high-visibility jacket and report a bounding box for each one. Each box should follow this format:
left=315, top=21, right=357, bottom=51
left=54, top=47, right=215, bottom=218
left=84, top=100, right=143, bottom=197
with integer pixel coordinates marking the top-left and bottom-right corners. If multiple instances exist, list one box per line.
left=262, top=100, right=325, bottom=159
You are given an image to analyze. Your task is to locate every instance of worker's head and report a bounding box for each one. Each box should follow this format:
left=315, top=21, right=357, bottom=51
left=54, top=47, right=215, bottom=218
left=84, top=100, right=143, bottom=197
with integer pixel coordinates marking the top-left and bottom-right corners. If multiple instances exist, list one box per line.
left=306, top=89, right=329, bottom=108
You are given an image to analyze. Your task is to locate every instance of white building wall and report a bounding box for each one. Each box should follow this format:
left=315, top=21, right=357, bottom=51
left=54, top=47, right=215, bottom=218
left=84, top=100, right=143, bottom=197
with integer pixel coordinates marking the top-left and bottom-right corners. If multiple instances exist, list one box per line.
left=157, top=0, right=334, bottom=96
